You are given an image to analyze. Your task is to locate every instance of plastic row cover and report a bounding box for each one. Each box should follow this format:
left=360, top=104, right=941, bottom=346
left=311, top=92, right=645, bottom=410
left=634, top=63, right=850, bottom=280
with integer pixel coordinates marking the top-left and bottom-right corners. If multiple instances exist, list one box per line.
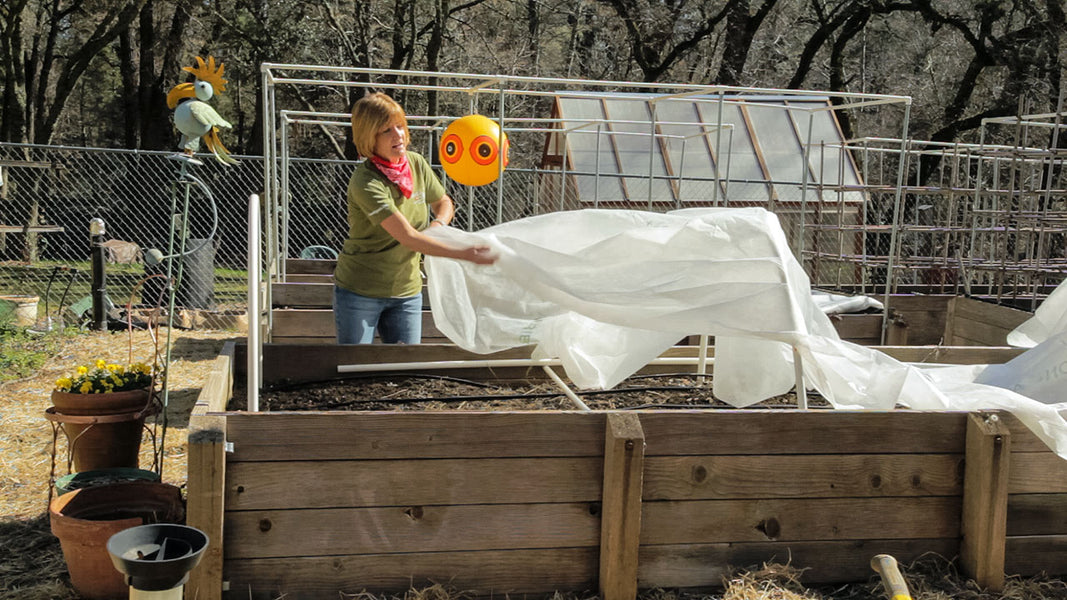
left=424, top=208, right=1067, bottom=458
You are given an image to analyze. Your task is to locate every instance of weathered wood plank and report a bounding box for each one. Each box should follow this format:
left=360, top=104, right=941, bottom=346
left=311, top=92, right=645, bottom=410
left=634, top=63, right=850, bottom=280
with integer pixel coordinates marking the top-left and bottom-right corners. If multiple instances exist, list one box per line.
left=600, top=413, right=645, bottom=600
left=638, top=538, right=959, bottom=587
left=827, top=314, right=882, bottom=343
left=1008, top=452, right=1067, bottom=493
left=1007, top=494, right=1067, bottom=536
left=999, top=413, right=1054, bottom=452
left=224, top=503, right=601, bottom=558
left=225, top=412, right=607, bottom=461
left=184, top=342, right=234, bottom=600
left=195, top=341, right=235, bottom=415
left=825, top=314, right=907, bottom=345
left=247, top=343, right=542, bottom=385
left=272, top=282, right=431, bottom=308
left=949, top=316, right=1015, bottom=346
left=0, top=225, right=65, bottom=233
left=639, top=411, right=968, bottom=455
left=225, top=457, right=603, bottom=510
left=282, top=274, right=334, bottom=284
left=185, top=415, right=226, bottom=600
left=951, top=297, right=1032, bottom=333
left=286, top=258, right=336, bottom=274
left=642, top=496, right=959, bottom=544
left=224, top=547, right=597, bottom=599
left=889, top=294, right=954, bottom=346
left=1004, top=535, right=1067, bottom=577
left=643, top=453, right=962, bottom=499
left=877, top=346, right=1025, bottom=365
left=271, top=283, right=333, bottom=307
left=269, top=336, right=339, bottom=345
left=960, top=413, right=1010, bottom=590
left=271, top=308, right=445, bottom=340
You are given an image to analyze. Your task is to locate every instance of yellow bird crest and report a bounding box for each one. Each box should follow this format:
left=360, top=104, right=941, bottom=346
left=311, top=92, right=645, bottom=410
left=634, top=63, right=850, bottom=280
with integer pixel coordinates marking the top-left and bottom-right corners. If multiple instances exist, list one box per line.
left=182, top=56, right=228, bottom=95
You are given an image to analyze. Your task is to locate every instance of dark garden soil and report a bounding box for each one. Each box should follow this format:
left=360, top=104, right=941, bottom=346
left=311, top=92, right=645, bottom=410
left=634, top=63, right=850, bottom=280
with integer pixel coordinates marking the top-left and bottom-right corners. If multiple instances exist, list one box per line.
left=228, top=372, right=828, bottom=412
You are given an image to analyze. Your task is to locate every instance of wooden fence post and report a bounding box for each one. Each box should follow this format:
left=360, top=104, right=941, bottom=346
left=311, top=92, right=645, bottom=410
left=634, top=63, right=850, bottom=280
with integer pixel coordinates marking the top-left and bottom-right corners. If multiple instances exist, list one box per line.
left=960, top=411, right=1010, bottom=591
left=599, top=413, right=646, bottom=600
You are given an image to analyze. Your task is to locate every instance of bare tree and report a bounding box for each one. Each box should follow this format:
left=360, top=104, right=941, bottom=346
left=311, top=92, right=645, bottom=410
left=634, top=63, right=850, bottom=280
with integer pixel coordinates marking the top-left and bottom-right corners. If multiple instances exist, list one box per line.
left=0, top=0, right=149, bottom=145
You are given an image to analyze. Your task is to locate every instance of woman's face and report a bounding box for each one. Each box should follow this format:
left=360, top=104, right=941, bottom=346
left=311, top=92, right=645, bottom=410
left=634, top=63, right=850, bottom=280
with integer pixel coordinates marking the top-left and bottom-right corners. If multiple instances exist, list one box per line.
left=373, top=119, right=406, bottom=163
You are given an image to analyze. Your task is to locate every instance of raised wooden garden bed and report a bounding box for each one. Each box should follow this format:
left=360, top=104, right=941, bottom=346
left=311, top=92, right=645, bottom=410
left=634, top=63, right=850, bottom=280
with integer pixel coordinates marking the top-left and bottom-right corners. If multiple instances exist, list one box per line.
left=183, top=340, right=1067, bottom=600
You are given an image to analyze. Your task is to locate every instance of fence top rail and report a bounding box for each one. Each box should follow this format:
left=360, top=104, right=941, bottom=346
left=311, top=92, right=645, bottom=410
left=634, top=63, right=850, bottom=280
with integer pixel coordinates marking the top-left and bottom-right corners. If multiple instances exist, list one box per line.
left=260, top=63, right=913, bottom=106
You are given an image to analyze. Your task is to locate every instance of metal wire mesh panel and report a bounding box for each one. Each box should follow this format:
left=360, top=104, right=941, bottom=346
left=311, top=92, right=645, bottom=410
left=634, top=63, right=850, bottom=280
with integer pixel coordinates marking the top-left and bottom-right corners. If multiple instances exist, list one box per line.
left=0, top=143, right=262, bottom=325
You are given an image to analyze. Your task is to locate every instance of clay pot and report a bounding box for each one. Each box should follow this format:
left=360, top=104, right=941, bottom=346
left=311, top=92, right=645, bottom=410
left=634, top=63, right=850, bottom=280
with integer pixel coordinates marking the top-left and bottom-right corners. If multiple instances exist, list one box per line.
left=50, top=388, right=152, bottom=472
left=52, top=388, right=151, bottom=416
left=49, top=482, right=185, bottom=600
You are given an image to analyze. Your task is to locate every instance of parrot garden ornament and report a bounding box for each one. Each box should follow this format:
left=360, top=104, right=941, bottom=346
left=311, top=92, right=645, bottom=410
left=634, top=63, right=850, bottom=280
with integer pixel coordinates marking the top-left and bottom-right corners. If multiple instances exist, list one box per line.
left=167, top=56, right=238, bottom=166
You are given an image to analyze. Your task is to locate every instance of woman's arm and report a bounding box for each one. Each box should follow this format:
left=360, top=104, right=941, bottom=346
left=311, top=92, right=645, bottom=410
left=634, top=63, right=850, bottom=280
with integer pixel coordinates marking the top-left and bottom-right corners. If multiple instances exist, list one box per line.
left=428, top=194, right=455, bottom=228
left=379, top=209, right=496, bottom=265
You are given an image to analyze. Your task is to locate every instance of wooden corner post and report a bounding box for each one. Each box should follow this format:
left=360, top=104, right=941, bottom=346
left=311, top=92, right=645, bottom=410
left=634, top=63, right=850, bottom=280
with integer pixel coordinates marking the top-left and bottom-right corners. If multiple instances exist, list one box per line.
left=599, top=413, right=646, bottom=600
left=184, top=344, right=233, bottom=600
left=960, top=411, right=1010, bottom=592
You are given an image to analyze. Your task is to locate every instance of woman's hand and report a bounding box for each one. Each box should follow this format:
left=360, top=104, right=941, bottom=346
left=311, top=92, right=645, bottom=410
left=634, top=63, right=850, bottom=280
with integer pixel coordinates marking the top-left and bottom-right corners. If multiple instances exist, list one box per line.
left=463, top=245, right=497, bottom=265
left=381, top=212, right=496, bottom=265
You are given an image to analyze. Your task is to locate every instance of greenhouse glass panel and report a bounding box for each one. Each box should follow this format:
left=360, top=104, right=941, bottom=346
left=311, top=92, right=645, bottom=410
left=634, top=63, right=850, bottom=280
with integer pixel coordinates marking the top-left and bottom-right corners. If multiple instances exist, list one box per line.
left=745, top=101, right=811, bottom=204
left=657, top=99, right=722, bottom=203
left=559, top=97, right=625, bottom=202
left=697, top=101, right=770, bottom=204
left=604, top=99, right=674, bottom=203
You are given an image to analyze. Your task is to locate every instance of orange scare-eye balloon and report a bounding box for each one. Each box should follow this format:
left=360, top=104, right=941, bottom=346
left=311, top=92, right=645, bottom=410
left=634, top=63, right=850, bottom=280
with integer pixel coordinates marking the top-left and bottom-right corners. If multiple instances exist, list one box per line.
left=439, top=114, right=509, bottom=186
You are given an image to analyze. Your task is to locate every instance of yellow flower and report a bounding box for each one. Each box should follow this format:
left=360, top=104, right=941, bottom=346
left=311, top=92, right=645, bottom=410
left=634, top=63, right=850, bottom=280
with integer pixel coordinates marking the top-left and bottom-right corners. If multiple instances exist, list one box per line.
left=54, top=358, right=157, bottom=393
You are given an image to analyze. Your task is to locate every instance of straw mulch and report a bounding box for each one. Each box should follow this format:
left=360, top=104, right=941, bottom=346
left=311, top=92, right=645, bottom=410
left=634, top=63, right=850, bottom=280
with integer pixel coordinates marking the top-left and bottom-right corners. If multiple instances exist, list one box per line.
left=0, top=327, right=238, bottom=600
left=3, top=329, right=1067, bottom=600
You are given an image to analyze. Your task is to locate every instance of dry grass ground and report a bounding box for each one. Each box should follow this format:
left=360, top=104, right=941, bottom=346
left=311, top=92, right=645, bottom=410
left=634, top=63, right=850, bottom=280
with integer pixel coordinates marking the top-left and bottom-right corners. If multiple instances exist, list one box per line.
left=2, top=328, right=1066, bottom=600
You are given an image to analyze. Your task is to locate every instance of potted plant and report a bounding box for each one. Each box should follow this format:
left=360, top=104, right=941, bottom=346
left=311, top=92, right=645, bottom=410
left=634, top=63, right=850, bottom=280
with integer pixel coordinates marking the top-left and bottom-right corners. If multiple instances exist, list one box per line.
left=50, top=360, right=160, bottom=472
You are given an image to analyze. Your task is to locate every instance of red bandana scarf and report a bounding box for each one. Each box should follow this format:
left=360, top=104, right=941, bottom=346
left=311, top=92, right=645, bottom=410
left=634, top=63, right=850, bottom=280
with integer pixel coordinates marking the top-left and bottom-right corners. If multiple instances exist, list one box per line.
left=370, top=155, right=414, bottom=198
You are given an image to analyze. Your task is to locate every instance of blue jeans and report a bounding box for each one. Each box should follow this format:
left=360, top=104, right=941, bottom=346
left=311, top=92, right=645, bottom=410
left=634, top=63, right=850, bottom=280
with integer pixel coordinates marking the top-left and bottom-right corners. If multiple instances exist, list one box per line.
left=333, top=286, right=422, bottom=344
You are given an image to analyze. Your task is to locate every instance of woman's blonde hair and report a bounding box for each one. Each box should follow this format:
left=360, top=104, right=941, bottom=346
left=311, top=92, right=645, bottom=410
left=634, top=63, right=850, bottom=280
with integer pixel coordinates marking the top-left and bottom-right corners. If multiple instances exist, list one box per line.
left=351, top=93, right=409, bottom=158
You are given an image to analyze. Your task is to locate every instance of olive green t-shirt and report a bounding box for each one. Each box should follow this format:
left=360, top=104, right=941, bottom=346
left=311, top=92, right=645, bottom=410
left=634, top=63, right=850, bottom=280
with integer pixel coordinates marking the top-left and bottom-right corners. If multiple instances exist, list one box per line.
left=333, top=151, right=445, bottom=298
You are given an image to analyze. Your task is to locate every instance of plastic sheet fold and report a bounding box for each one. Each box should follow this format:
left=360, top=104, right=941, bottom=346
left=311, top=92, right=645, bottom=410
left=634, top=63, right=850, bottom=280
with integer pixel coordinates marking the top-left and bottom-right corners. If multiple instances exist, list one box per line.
left=425, top=208, right=1067, bottom=459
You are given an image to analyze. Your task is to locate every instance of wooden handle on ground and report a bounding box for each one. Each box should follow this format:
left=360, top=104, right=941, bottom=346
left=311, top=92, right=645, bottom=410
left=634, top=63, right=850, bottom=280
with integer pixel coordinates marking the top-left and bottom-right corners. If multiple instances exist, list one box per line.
left=870, top=554, right=912, bottom=600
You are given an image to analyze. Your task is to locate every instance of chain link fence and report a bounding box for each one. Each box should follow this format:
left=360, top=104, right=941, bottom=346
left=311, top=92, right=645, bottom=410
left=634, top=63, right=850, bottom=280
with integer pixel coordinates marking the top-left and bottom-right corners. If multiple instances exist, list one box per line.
left=0, top=140, right=881, bottom=331
left=10, top=137, right=1058, bottom=331
left=0, top=143, right=263, bottom=327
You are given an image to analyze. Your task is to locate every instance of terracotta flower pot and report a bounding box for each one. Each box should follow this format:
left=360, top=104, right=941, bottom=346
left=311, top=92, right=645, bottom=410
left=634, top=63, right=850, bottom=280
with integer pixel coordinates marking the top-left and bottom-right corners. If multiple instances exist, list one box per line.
left=52, top=388, right=151, bottom=416
left=50, top=388, right=152, bottom=472
left=49, top=482, right=185, bottom=600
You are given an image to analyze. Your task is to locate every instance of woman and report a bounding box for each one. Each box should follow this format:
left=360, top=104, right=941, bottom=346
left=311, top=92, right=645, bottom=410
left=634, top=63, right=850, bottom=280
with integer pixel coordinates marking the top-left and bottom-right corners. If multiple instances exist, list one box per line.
left=334, top=93, right=496, bottom=344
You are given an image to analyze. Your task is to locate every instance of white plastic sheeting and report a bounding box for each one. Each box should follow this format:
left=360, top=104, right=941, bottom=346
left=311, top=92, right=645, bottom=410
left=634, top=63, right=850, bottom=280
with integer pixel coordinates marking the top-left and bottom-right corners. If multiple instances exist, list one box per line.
left=424, top=208, right=1067, bottom=459
left=1007, top=279, right=1067, bottom=348
left=812, top=291, right=883, bottom=315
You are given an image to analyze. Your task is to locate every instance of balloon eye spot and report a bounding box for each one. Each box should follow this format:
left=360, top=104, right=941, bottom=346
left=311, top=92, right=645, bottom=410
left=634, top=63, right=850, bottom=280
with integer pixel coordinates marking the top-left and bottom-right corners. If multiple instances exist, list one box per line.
left=441, top=134, right=463, bottom=164
left=470, top=135, right=498, bottom=165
